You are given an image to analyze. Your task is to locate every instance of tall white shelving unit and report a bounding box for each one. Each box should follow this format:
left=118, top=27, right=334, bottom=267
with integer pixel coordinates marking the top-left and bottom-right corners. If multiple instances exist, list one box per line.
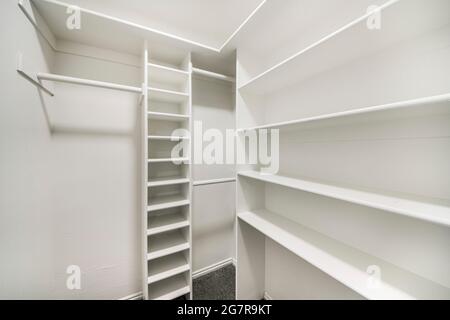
left=143, top=45, right=193, bottom=300
left=20, top=0, right=207, bottom=300
left=235, top=0, right=450, bottom=300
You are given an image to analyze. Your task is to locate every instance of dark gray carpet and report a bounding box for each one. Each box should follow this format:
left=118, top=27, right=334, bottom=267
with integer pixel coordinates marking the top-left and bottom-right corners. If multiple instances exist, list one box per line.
left=193, top=264, right=235, bottom=300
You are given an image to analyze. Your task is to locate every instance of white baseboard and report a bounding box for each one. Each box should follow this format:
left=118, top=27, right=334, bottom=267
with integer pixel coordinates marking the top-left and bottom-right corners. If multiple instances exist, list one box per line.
left=192, top=257, right=235, bottom=279
left=119, top=258, right=236, bottom=299
left=118, top=292, right=143, bottom=300
left=263, top=292, right=273, bottom=300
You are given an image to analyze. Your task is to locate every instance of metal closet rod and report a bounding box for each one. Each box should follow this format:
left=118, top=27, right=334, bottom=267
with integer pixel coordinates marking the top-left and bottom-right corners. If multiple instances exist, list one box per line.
left=192, top=67, right=235, bottom=83
left=37, top=73, right=143, bottom=94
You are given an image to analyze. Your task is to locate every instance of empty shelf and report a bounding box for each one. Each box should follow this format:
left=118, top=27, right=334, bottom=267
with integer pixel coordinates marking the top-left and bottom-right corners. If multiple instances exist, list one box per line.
left=237, top=93, right=450, bottom=132
left=148, top=274, right=190, bottom=300
left=238, top=209, right=450, bottom=300
left=30, top=0, right=217, bottom=62
left=148, top=253, right=190, bottom=284
left=238, top=171, right=450, bottom=227
left=148, top=87, right=189, bottom=104
left=147, top=230, right=189, bottom=260
left=147, top=157, right=189, bottom=164
left=148, top=135, right=190, bottom=141
left=147, top=194, right=190, bottom=212
left=148, top=63, right=189, bottom=88
left=147, top=111, right=190, bottom=122
left=239, top=0, right=450, bottom=95
left=148, top=177, right=190, bottom=188
left=147, top=212, right=189, bottom=236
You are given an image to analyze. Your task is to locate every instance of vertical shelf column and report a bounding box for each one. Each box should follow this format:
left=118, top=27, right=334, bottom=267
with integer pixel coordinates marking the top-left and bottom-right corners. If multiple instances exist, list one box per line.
left=143, top=47, right=193, bottom=300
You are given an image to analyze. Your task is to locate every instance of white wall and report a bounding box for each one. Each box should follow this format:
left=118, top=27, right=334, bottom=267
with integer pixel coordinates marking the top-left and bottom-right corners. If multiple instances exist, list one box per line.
left=0, top=0, right=141, bottom=299
left=191, top=77, right=235, bottom=272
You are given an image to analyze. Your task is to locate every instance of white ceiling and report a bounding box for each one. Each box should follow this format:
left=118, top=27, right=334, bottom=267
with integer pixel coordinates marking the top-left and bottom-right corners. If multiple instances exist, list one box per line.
left=60, top=0, right=264, bottom=49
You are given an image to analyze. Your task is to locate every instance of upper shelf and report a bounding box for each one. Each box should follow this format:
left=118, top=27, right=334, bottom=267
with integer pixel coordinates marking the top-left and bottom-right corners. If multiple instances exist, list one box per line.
left=237, top=93, right=450, bottom=132
left=148, top=63, right=189, bottom=88
left=238, top=209, right=450, bottom=300
left=29, top=0, right=218, bottom=64
left=239, top=0, right=450, bottom=95
left=238, top=171, right=450, bottom=227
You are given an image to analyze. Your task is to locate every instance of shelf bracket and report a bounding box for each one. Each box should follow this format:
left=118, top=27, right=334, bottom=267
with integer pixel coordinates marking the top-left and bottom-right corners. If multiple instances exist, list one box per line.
left=16, top=52, right=54, bottom=97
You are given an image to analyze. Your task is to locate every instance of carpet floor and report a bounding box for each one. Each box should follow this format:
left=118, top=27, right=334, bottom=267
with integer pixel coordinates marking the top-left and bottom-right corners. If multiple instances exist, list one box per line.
left=193, top=264, right=235, bottom=300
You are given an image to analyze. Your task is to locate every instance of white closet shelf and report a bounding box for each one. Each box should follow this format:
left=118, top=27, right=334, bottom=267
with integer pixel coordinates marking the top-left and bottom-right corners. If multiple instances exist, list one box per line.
left=148, top=274, right=190, bottom=300
left=147, top=111, right=190, bottom=122
left=239, top=209, right=450, bottom=300
left=148, top=177, right=190, bottom=188
left=147, top=212, right=189, bottom=236
left=147, top=158, right=189, bottom=164
left=239, top=0, right=450, bottom=95
left=237, top=93, right=450, bottom=132
left=29, top=0, right=217, bottom=62
left=147, top=252, right=190, bottom=284
left=238, top=171, right=450, bottom=227
left=148, top=87, right=189, bottom=104
left=148, top=194, right=190, bottom=212
left=148, top=135, right=190, bottom=141
left=147, top=230, right=190, bottom=260
left=148, top=63, right=189, bottom=87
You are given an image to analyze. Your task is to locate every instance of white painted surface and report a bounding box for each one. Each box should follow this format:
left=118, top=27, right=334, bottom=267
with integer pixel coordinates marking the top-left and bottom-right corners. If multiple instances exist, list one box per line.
left=0, top=0, right=140, bottom=299
left=191, top=76, right=236, bottom=273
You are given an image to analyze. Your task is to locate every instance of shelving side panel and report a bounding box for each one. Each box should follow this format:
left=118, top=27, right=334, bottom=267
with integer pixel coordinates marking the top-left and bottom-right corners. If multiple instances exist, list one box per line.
left=141, top=42, right=149, bottom=300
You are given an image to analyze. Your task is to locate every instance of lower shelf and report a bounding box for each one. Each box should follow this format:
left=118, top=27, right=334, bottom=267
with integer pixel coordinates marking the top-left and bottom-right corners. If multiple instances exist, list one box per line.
left=147, top=212, right=189, bottom=236
left=238, top=209, right=450, bottom=300
left=147, top=194, right=190, bottom=212
left=148, top=252, right=190, bottom=284
left=147, top=229, right=190, bottom=261
left=148, top=273, right=190, bottom=300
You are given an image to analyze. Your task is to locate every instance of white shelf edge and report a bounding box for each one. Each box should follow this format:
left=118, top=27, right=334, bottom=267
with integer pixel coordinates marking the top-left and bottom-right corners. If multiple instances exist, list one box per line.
left=148, top=177, right=190, bottom=187
left=147, top=264, right=190, bottom=284
left=147, top=111, right=191, bottom=120
left=147, top=243, right=190, bottom=261
left=32, top=0, right=220, bottom=53
left=238, top=210, right=450, bottom=300
left=193, top=177, right=236, bottom=186
left=147, top=199, right=190, bottom=212
left=238, top=171, right=450, bottom=227
left=192, top=67, right=235, bottom=83
left=147, top=220, right=190, bottom=236
left=238, top=0, right=399, bottom=91
left=147, top=158, right=189, bottom=164
left=148, top=135, right=190, bottom=141
left=148, top=62, right=189, bottom=76
left=237, top=93, right=450, bottom=132
left=148, top=86, right=189, bottom=97
left=153, top=285, right=190, bottom=300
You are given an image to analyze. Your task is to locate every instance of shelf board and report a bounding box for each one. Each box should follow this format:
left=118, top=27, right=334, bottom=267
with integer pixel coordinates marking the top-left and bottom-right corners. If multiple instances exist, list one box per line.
left=147, top=194, right=190, bottom=212
left=30, top=0, right=217, bottom=63
left=239, top=0, right=450, bottom=95
left=148, top=63, right=189, bottom=88
left=147, top=157, right=189, bottom=164
left=148, top=274, right=190, bottom=300
left=147, top=212, right=189, bottom=236
left=148, top=87, right=189, bottom=104
left=239, top=209, right=450, bottom=300
left=148, top=177, right=190, bottom=188
left=238, top=171, right=450, bottom=227
left=237, top=93, right=450, bottom=132
left=147, top=111, right=190, bottom=122
left=147, top=230, right=189, bottom=261
left=148, top=252, right=190, bottom=284
left=148, top=135, right=190, bottom=141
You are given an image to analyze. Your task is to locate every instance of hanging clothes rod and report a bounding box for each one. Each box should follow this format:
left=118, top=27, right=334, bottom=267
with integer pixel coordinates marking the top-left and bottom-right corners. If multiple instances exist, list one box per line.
left=193, top=177, right=236, bottom=187
left=192, top=67, right=235, bottom=83
left=37, top=73, right=143, bottom=94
